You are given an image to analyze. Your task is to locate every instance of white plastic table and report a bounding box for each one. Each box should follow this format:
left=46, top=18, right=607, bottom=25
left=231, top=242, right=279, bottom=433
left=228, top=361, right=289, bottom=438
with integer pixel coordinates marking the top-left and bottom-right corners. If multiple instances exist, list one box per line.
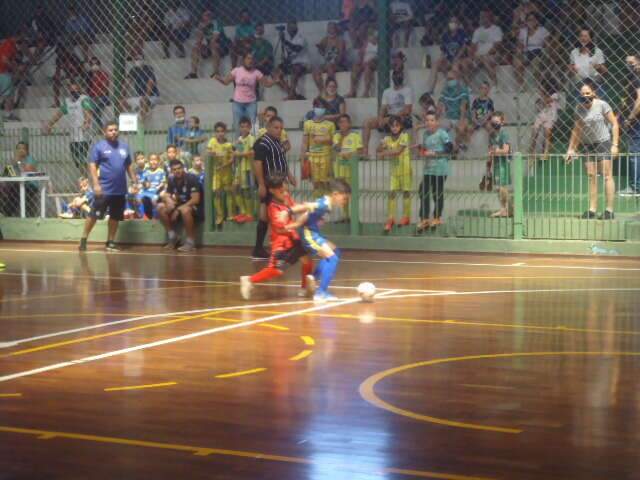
left=0, top=176, right=50, bottom=218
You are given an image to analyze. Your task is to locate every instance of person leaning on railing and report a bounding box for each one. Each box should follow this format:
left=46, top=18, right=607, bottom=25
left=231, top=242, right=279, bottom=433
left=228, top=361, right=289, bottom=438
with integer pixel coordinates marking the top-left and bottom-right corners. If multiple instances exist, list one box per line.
left=619, top=55, right=640, bottom=196
left=566, top=80, right=619, bottom=220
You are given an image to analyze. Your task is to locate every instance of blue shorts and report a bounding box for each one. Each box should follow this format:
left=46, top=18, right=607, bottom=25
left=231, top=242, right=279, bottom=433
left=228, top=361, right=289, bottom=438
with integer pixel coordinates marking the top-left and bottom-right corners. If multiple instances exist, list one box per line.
left=301, top=227, right=327, bottom=255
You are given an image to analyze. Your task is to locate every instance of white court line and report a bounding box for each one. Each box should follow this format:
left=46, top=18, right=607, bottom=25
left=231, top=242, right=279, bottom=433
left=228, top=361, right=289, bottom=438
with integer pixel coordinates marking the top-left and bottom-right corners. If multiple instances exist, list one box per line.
left=0, top=247, right=638, bottom=271
left=0, top=290, right=401, bottom=383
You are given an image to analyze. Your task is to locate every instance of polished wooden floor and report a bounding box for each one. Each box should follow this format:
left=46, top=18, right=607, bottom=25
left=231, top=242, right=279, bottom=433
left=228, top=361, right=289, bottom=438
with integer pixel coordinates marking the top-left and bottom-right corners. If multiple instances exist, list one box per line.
left=1, top=242, right=639, bottom=480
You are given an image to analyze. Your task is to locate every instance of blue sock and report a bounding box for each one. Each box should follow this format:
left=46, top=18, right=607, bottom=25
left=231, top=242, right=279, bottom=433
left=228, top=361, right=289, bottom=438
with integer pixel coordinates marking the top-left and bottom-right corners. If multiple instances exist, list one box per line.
left=318, top=254, right=339, bottom=294
left=314, top=260, right=324, bottom=280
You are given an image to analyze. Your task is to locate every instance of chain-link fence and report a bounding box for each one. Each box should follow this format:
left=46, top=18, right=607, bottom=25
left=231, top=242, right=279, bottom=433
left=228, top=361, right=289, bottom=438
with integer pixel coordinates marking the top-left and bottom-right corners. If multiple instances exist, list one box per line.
left=0, top=0, right=638, bottom=241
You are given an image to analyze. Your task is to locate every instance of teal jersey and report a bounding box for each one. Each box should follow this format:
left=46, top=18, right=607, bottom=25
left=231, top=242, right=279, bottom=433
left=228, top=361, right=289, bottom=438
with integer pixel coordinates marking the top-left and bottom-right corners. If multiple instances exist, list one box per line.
left=439, top=84, right=470, bottom=120
left=422, top=128, right=451, bottom=176
left=489, top=129, right=511, bottom=161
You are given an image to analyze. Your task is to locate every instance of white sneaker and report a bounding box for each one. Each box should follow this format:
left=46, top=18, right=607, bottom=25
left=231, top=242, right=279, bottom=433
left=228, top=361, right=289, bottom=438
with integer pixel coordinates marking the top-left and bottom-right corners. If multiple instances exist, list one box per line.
left=305, top=275, right=316, bottom=297
left=297, top=289, right=308, bottom=297
left=313, top=292, right=338, bottom=303
left=240, top=276, right=253, bottom=300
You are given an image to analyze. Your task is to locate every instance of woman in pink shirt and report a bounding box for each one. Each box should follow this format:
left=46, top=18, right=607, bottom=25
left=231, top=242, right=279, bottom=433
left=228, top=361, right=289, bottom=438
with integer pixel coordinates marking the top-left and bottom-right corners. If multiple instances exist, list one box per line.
left=214, top=52, right=275, bottom=134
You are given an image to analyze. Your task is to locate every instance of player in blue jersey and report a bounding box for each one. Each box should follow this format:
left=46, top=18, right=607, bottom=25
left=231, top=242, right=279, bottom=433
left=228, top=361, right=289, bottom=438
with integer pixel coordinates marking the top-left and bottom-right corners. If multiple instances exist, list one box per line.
left=140, top=153, right=167, bottom=219
left=286, top=179, right=351, bottom=303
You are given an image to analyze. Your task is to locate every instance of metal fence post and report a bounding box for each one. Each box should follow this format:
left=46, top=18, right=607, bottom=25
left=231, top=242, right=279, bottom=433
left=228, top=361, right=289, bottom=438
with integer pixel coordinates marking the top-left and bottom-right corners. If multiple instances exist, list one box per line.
left=112, top=0, right=128, bottom=116
left=204, top=153, right=214, bottom=233
left=350, top=154, right=360, bottom=236
left=376, top=0, right=390, bottom=106
left=513, top=152, right=524, bottom=240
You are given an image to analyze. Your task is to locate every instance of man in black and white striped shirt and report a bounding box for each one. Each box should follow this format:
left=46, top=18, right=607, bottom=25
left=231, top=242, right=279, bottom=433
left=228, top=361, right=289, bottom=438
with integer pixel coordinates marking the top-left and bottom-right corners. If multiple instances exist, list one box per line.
left=252, top=116, right=296, bottom=259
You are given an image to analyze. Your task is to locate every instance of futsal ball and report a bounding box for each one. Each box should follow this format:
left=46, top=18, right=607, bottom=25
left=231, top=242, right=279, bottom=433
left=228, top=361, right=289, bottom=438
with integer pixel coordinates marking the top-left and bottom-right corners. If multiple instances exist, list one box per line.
left=357, top=282, right=376, bottom=302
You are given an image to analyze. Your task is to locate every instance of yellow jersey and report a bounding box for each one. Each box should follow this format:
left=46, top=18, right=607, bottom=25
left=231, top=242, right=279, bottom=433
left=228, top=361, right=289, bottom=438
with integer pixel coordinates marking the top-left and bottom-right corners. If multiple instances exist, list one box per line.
left=235, top=134, right=256, bottom=172
left=304, top=120, right=335, bottom=156
left=382, top=132, right=411, bottom=171
left=258, top=127, right=288, bottom=143
left=208, top=137, right=234, bottom=175
left=333, top=131, right=363, bottom=166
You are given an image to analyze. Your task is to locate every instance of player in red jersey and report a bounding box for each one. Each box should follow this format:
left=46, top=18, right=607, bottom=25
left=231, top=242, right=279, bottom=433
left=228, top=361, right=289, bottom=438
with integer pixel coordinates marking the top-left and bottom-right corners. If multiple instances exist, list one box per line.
left=240, top=175, right=315, bottom=300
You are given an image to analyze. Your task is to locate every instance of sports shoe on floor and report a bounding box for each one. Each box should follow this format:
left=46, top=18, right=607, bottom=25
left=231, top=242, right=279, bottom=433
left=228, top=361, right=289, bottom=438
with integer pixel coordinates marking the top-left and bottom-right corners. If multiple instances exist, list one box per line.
left=105, top=241, right=121, bottom=252
left=430, top=218, right=444, bottom=227
left=598, top=210, right=615, bottom=220
left=618, top=187, right=639, bottom=196
left=314, top=292, right=339, bottom=303
left=178, top=242, right=195, bottom=252
left=78, top=238, right=87, bottom=252
left=234, top=214, right=248, bottom=224
left=384, top=219, right=395, bottom=232
left=251, top=247, right=270, bottom=260
left=240, top=276, right=253, bottom=300
left=399, top=216, right=410, bottom=227
left=164, top=237, right=179, bottom=249
left=581, top=210, right=597, bottom=219
left=243, top=214, right=255, bottom=222
left=304, top=275, right=316, bottom=297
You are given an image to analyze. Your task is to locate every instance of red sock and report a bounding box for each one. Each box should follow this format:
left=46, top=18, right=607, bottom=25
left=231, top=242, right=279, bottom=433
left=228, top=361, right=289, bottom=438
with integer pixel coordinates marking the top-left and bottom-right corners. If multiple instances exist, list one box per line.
left=250, top=267, right=283, bottom=284
left=301, top=261, right=313, bottom=287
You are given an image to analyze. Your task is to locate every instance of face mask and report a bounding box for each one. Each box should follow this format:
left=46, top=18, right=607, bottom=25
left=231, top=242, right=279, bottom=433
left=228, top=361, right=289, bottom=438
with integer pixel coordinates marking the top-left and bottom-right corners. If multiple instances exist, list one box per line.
left=448, top=22, right=457, bottom=31
left=580, top=95, right=593, bottom=104
left=175, top=116, right=185, bottom=123
left=313, top=107, right=326, bottom=118
left=90, top=65, right=99, bottom=72
left=491, top=121, right=502, bottom=130
left=446, top=79, right=457, bottom=87
left=134, top=60, right=143, bottom=68
left=70, top=91, right=80, bottom=100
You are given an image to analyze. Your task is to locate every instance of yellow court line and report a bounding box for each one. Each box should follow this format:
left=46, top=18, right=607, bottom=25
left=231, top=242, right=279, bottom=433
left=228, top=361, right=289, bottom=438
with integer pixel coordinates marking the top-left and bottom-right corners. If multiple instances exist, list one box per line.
left=0, top=313, right=149, bottom=320
left=0, top=425, right=495, bottom=480
left=202, top=316, right=290, bottom=331
left=300, top=336, right=315, bottom=346
left=289, top=350, right=313, bottom=361
left=0, top=393, right=22, bottom=398
left=261, top=323, right=290, bottom=331
left=359, top=351, right=640, bottom=434
left=104, top=382, right=177, bottom=392
left=214, top=368, right=267, bottom=379
left=332, top=275, right=638, bottom=282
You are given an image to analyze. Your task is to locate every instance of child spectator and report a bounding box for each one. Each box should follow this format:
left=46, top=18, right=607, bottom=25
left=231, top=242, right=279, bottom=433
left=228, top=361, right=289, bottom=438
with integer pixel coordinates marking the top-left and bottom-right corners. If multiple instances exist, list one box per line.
left=208, top=122, right=235, bottom=227
left=333, top=114, right=363, bottom=222
left=390, top=0, right=414, bottom=48
left=487, top=112, right=512, bottom=217
left=437, top=68, right=470, bottom=151
left=181, top=116, right=207, bottom=157
left=347, top=28, right=378, bottom=98
left=415, top=112, right=453, bottom=231
left=140, top=153, right=167, bottom=219
left=529, top=81, right=560, bottom=161
left=471, top=81, right=494, bottom=131
left=233, top=117, right=256, bottom=223
left=185, top=10, right=230, bottom=79
left=133, top=151, right=147, bottom=184
left=160, top=144, right=191, bottom=173
left=189, top=155, right=205, bottom=185
left=302, top=106, right=336, bottom=198
left=429, top=16, right=470, bottom=93
left=60, top=177, right=94, bottom=219
left=377, top=115, right=413, bottom=232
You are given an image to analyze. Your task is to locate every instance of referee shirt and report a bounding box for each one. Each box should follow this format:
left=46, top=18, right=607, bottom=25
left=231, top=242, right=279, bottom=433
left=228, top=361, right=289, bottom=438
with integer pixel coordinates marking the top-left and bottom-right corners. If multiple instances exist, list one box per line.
left=253, top=132, right=288, bottom=179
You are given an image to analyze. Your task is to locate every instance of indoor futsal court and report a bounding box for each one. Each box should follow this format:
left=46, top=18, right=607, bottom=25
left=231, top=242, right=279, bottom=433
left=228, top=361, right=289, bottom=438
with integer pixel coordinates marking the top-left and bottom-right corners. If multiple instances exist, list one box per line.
left=1, top=242, right=639, bottom=480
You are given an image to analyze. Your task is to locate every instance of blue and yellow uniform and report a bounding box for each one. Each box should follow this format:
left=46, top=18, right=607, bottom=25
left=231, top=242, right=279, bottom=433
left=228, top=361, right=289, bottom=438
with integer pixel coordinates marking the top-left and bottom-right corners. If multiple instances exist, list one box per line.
left=333, top=131, right=362, bottom=181
left=141, top=168, right=166, bottom=200
left=234, top=134, right=256, bottom=189
left=208, top=137, right=234, bottom=190
left=382, top=132, right=413, bottom=191
left=304, top=120, right=336, bottom=183
left=189, top=168, right=205, bottom=185
left=300, top=195, right=333, bottom=254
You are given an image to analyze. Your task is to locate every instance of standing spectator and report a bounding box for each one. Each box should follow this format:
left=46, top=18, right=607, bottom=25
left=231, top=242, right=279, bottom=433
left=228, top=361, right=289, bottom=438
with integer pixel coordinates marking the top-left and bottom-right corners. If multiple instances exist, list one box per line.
left=487, top=112, right=512, bottom=218
left=529, top=80, right=560, bottom=161
left=513, top=13, right=549, bottom=90
left=274, top=21, right=310, bottom=101
left=232, top=9, right=255, bottom=69
left=167, top=105, right=189, bottom=149
left=312, top=22, right=346, bottom=95
left=30, top=4, right=58, bottom=46
left=332, top=113, right=363, bottom=222
left=232, top=117, right=256, bottom=223
left=312, top=77, right=346, bottom=125
left=437, top=68, right=470, bottom=151
left=416, top=112, right=453, bottom=231
left=215, top=52, right=276, bottom=134
left=65, top=6, right=93, bottom=61
left=464, top=10, right=503, bottom=88
left=252, top=116, right=296, bottom=259
left=471, top=81, right=494, bottom=132
left=620, top=55, right=640, bottom=196
left=158, top=160, right=203, bottom=252
left=0, top=36, right=19, bottom=121
left=301, top=107, right=336, bottom=197
left=120, top=55, right=160, bottom=120
left=347, top=28, right=377, bottom=98
left=185, top=10, right=230, bottom=79
left=362, top=70, right=413, bottom=156
left=428, top=16, right=470, bottom=94
left=390, top=0, right=414, bottom=49
left=52, top=47, right=85, bottom=108
left=569, top=29, right=607, bottom=99
left=87, top=57, right=110, bottom=128
left=566, top=81, right=619, bottom=219
left=252, top=23, right=274, bottom=76
left=78, top=121, right=136, bottom=252
left=349, top=0, right=377, bottom=48
left=160, top=144, right=191, bottom=172
left=162, top=0, right=191, bottom=58
left=415, top=1, right=446, bottom=46
left=44, top=79, right=94, bottom=171
left=209, top=122, right=235, bottom=227
left=182, top=116, right=208, bottom=157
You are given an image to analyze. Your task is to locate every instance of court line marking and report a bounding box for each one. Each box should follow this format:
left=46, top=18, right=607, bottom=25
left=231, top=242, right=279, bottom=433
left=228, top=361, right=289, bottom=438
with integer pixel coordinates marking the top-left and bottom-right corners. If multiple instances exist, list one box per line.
left=214, top=368, right=267, bottom=379
left=289, top=350, right=313, bottom=361
left=104, top=382, right=177, bottom=392
left=0, top=292, right=404, bottom=383
left=359, top=351, right=640, bottom=434
left=0, top=425, right=495, bottom=480
left=300, top=335, right=315, bottom=346
left=0, top=246, right=638, bottom=271
left=0, top=393, right=22, bottom=398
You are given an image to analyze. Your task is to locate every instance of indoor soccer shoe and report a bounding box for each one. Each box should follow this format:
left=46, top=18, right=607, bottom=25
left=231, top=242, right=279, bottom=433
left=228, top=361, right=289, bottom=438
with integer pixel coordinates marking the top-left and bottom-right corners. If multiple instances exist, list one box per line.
left=240, top=276, right=253, bottom=300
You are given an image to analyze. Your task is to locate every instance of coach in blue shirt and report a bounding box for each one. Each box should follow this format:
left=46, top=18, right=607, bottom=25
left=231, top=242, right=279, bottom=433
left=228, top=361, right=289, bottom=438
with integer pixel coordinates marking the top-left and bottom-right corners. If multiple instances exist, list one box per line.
left=79, top=120, right=136, bottom=252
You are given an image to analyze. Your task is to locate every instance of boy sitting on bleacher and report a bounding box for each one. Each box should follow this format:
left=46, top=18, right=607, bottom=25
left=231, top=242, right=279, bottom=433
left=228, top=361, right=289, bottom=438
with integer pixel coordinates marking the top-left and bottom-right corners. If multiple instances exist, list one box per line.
left=59, top=177, right=94, bottom=219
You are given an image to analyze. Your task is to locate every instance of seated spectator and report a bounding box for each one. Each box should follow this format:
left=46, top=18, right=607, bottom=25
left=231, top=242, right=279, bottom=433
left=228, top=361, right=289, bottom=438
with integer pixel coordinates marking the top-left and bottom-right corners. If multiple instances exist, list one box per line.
left=65, top=6, right=93, bottom=61
left=342, top=0, right=357, bottom=20
left=182, top=116, right=207, bottom=157
left=119, top=55, right=160, bottom=120
left=312, top=22, right=346, bottom=95
left=6, top=141, right=39, bottom=216
left=437, top=68, right=470, bottom=151
left=428, top=16, right=470, bottom=93
left=349, top=0, right=377, bottom=48
left=529, top=79, right=560, bottom=161
left=12, top=36, right=35, bottom=110
left=487, top=112, right=512, bottom=217
left=415, top=1, right=446, bottom=46
left=185, top=10, right=230, bottom=79
left=189, top=155, right=205, bottom=185
left=391, top=50, right=406, bottom=74
left=162, top=0, right=191, bottom=58
left=126, top=4, right=151, bottom=61
left=29, top=4, right=57, bottom=46
left=44, top=79, right=94, bottom=171
left=390, top=0, right=414, bottom=49
left=0, top=36, right=20, bottom=121
left=347, top=28, right=377, bottom=98
left=463, top=10, right=503, bottom=88
left=60, top=177, right=94, bottom=219
left=274, top=21, right=310, bottom=101
left=362, top=70, right=413, bottom=156
left=512, top=0, right=539, bottom=36
left=167, top=105, right=189, bottom=149
left=158, top=159, right=203, bottom=252
left=513, top=13, right=549, bottom=90
left=232, top=9, right=255, bottom=69
left=140, top=153, right=167, bottom=220
left=569, top=28, right=607, bottom=97
left=471, top=81, right=494, bottom=132
left=160, top=144, right=191, bottom=172
left=312, top=77, right=346, bottom=124
left=252, top=23, right=274, bottom=76
left=52, top=47, right=85, bottom=108
left=87, top=57, right=110, bottom=127
left=134, top=151, right=147, bottom=184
